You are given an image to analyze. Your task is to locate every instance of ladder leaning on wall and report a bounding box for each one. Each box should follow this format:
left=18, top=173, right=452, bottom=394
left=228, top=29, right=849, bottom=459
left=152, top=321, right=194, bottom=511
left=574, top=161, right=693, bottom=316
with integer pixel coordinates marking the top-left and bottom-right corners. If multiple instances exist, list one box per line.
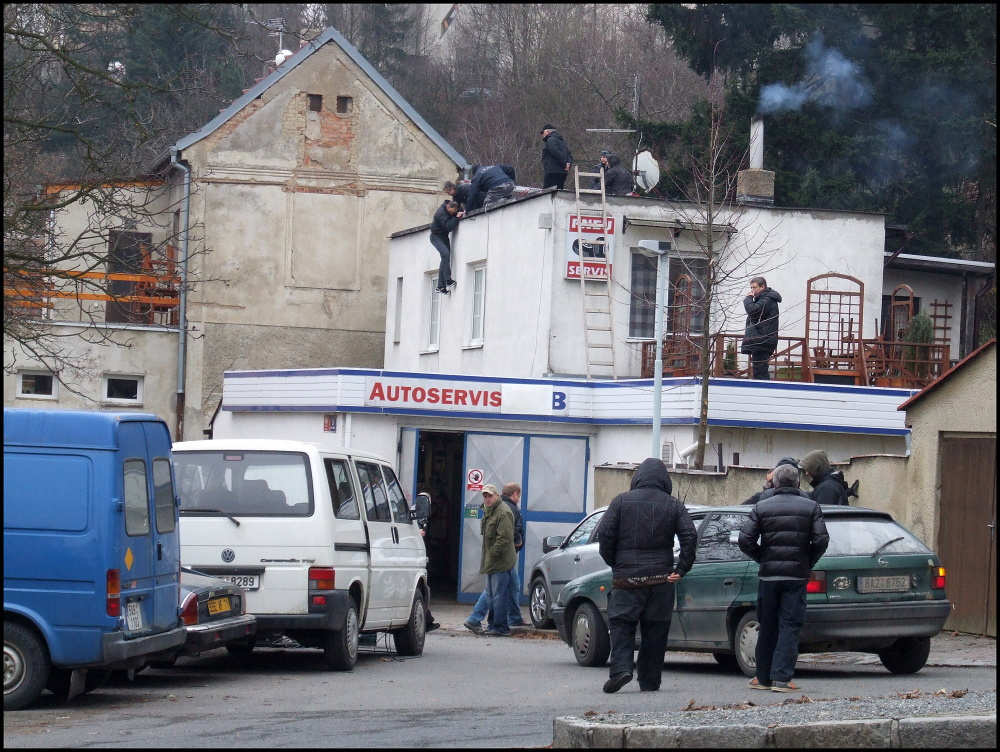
left=573, top=166, right=615, bottom=379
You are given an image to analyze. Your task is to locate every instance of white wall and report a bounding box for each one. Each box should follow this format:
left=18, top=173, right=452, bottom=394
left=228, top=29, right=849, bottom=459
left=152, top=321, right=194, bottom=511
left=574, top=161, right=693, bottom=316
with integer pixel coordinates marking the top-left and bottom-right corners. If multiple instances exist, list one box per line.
left=386, top=192, right=887, bottom=380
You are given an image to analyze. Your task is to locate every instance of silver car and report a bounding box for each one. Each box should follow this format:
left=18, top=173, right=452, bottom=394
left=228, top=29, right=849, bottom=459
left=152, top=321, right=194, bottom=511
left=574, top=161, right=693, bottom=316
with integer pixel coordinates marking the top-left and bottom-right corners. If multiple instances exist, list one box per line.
left=527, top=504, right=709, bottom=628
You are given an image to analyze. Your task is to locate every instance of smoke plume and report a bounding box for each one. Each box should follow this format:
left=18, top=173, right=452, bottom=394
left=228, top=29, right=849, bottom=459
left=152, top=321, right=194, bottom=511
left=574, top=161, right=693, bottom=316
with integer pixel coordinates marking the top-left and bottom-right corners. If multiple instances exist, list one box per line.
left=758, top=35, right=872, bottom=115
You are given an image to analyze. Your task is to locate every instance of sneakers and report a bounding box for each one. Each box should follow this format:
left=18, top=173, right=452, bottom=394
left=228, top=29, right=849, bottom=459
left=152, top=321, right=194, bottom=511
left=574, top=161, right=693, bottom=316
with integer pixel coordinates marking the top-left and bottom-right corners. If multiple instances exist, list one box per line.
left=484, top=628, right=511, bottom=637
left=771, top=680, right=801, bottom=693
left=603, top=673, right=633, bottom=694
left=447, top=279, right=456, bottom=290
left=463, top=620, right=483, bottom=634
left=435, top=286, right=449, bottom=295
left=748, top=677, right=772, bottom=690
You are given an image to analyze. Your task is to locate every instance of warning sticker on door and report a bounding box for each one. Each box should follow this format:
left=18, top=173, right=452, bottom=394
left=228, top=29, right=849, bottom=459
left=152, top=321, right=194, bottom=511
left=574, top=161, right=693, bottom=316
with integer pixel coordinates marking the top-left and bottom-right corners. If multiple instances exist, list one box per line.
left=466, top=468, right=484, bottom=491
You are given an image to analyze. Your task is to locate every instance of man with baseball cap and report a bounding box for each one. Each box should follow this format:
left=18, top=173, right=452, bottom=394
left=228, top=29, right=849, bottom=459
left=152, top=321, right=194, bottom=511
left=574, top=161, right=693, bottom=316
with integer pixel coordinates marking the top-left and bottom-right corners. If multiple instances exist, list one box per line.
left=463, top=484, right=516, bottom=636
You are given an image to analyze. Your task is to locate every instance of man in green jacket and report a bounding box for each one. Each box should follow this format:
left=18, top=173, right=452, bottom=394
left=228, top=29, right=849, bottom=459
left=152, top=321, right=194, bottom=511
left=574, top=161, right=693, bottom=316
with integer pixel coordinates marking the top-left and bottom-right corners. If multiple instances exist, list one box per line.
left=464, top=484, right=516, bottom=636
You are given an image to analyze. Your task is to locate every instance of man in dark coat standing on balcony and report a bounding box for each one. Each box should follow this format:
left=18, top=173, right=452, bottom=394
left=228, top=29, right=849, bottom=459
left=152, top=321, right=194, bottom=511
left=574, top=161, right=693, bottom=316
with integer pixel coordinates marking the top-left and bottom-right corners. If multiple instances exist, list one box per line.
left=540, top=124, right=573, bottom=189
left=596, top=458, right=698, bottom=693
left=741, top=276, right=782, bottom=380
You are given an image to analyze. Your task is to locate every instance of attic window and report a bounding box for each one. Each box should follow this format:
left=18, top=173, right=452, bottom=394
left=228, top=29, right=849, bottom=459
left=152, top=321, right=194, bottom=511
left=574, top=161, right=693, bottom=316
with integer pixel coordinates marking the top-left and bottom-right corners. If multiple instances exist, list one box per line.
left=308, top=94, right=322, bottom=112
left=336, top=96, right=352, bottom=114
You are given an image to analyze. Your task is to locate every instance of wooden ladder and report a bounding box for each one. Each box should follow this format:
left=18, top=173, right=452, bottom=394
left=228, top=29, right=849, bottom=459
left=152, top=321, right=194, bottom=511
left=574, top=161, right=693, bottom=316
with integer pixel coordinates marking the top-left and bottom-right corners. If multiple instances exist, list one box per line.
left=573, top=166, right=615, bottom=379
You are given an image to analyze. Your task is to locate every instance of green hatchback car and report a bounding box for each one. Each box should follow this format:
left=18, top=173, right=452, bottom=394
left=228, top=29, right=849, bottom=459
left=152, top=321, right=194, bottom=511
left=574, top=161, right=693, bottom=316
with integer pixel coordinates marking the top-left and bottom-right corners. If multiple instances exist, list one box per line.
left=551, top=505, right=951, bottom=676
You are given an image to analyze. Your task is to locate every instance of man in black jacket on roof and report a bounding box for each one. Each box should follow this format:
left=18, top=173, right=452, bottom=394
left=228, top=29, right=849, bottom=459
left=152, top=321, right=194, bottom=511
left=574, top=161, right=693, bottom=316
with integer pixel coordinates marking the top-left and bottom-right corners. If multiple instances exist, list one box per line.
left=741, top=276, right=782, bottom=380
left=738, top=464, right=829, bottom=693
left=429, top=200, right=462, bottom=294
left=540, top=124, right=573, bottom=189
left=596, top=458, right=697, bottom=694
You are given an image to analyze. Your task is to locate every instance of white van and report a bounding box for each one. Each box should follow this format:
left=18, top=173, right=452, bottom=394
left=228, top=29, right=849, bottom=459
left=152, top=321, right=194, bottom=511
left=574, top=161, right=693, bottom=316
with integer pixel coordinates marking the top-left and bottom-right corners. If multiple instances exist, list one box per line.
left=172, top=439, right=428, bottom=670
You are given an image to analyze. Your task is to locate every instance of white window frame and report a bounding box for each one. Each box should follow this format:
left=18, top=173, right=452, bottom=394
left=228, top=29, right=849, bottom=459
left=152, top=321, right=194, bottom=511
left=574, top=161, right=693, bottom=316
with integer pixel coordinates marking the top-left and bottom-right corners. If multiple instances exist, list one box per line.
left=469, top=264, right=487, bottom=346
left=393, top=276, right=403, bottom=344
left=17, top=370, right=58, bottom=400
left=424, top=273, right=440, bottom=352
left=103, top=374, right=144, bottom=405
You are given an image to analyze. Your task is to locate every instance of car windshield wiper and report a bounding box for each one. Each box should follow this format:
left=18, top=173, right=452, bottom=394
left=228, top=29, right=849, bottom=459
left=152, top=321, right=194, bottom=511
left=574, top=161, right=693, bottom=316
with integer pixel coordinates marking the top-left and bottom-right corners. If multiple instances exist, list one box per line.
left=870, top=536, right=904, bottom=557
left=180, top=508, right=241, bottom=527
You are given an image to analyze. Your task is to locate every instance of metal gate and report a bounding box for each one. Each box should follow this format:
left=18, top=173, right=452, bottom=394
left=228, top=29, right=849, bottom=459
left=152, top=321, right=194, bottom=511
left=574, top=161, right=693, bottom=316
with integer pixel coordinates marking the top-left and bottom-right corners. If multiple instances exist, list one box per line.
left=458, top=432, right=588, bottom=602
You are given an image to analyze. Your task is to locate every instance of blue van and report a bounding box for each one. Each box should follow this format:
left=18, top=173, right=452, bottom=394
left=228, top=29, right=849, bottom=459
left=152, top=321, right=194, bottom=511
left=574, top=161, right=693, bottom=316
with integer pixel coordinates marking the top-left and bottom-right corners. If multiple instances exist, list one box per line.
left=4, top=409, right=187, bottom=710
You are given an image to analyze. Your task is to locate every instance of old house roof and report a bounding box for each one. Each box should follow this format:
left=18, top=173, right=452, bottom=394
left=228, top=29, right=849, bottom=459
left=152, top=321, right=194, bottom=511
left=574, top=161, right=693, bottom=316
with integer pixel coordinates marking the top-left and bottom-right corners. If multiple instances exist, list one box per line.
left=171, top=26, right=468, bottom=168
left=897, top=338, right=996, bottom=412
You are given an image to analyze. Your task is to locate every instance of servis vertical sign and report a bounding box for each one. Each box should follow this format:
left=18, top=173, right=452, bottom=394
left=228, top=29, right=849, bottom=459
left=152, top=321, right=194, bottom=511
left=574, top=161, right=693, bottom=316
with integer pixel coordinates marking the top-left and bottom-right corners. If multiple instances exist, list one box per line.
left=566, top=214, right=615, bottom=280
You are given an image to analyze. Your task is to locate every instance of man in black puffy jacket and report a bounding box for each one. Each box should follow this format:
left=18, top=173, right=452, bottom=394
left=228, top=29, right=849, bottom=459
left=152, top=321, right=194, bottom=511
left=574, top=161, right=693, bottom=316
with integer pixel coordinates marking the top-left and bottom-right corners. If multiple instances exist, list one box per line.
left=738, top=464, right=829, bottom=693
left=741, top=276, right=782, bottom=380
left=596, top=458, right=697, bottom=693
left=540, top=124, right=573, bottom=189
left=593, top=152, right=634, bottom=196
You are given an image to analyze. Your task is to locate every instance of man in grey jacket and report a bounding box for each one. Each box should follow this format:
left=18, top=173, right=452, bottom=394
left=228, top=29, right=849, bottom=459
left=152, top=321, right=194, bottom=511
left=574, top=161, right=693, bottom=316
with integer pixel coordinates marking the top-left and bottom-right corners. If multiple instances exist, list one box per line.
left=596, top=458, right=697, bottom=693
left=738, top=464, right=829, bottom=692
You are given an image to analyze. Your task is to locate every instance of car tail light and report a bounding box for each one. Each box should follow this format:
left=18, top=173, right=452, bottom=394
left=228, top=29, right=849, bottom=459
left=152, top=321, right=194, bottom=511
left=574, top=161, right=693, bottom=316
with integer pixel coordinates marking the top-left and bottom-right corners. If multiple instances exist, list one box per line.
left=180, top=593, right=199, bottom=625
left=806, top=571, right=826, bottom=594
left=932, top=567, right=946, bottom=589
left=312, top=595, right=327, bottom=606
left=308, top=567, right=335, bottom=590
left=106, top=569, right=121, bottom=617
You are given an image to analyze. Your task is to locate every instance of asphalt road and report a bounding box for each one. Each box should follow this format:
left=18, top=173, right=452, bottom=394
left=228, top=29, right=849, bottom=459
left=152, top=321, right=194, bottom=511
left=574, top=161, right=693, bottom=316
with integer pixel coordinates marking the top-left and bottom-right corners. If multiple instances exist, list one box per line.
left=4, top=631, right=996, bottom=748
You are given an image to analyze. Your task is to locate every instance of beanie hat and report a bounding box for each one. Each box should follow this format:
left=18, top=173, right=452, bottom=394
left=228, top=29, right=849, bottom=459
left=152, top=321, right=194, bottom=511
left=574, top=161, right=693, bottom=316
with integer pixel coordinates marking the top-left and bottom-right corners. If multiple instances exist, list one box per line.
left=540, top=123, right=555, bottom=134
left=800, top=450, right=831, bottom=477
left=775, top=456, right=799, bottom=469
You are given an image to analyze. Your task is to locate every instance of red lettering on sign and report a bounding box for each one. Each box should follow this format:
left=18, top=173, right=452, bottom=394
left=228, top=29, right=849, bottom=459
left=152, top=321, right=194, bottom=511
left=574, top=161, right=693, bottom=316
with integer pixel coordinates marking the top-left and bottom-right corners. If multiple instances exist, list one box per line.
left=442, top=388, right=453, bottom=405
left=386, top=385, right=400, bottom=401
left=489, top=390, right=502, bottom=407
left=412, top=387, right=426, bottom=402
left=454, top=390, right=468, bottom=406
left=427, top=387, right=439, bottom=403
left=368, top=382, right=384, bottom=401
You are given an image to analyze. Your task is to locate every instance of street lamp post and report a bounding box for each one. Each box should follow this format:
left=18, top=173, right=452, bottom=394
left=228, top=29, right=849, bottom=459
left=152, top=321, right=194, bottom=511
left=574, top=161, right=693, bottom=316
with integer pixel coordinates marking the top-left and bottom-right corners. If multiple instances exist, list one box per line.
left=638, top=240, right=671, bottom=460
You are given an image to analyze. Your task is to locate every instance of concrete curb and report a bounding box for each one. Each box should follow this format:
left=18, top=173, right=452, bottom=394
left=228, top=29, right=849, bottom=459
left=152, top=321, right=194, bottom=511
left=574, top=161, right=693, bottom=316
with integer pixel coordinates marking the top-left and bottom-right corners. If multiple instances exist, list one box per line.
left=552, top=713, right=996, bottom=748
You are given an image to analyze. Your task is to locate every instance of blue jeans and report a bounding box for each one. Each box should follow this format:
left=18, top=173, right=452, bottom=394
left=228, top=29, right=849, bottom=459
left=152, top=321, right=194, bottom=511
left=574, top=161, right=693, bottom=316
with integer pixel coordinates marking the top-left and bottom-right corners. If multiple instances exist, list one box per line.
left=429, top=234, right=451, bottom=286
left=468, top=570, right=513, bottom=633
left=755, top=579, right=807, bottom=684
left=508, top=566, right=524, bottom=625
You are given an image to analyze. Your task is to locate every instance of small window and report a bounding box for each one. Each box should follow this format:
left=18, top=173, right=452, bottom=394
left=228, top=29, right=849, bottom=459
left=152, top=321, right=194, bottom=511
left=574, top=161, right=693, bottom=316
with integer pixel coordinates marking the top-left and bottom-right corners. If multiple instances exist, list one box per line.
left=471, top=265, right=486, bottom=343
left=325, top=458, right=360, bottom=520
left=105, top=375, right=142, bottom=402
left=18, top=371, right=56, bottom=398
left=356, top=462, right=392, bottom=522
left=123, top=459, right=151, bottom=536
left=308, top=94, right=323, bottom=112
left=152, top=458, right=175, bottom=533
left=336, top=96, right=352, bottom=114
left=629, top=250, right=657, bottom=338
left=427, top=274, right=440, bottom=350
left=393, top=276, right=403, bottom=344
left=381, top=465, right=411, bottom=524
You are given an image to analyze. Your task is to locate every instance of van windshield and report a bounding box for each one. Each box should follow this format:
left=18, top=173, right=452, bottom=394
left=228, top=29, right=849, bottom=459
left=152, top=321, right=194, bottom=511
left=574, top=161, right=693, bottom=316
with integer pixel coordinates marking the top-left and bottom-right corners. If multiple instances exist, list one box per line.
left=175, top=451, right=313, bottom=517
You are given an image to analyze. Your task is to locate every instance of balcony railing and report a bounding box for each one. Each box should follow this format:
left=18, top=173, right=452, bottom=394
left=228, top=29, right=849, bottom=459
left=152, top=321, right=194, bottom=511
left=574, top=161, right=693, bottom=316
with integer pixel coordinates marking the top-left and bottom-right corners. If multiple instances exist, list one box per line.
left=640, top=332, right=949, bottom=389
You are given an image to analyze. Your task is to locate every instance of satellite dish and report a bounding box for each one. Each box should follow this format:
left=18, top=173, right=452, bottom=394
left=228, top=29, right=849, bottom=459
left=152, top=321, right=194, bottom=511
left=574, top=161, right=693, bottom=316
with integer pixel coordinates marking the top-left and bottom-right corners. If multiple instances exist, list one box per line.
left=633, top=150, right=661, bottom=193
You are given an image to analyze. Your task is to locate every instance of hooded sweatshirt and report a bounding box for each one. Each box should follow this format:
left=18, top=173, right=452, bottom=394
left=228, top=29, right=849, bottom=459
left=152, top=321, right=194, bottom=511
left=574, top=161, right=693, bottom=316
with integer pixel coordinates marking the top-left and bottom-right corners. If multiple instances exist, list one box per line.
left=742, top=288, right=782, bottom=353
left=596, top=458, right=698, bottom=580
left=603, top=153, right=634, bottom=196
left=541, top=130, right=573, bottom=174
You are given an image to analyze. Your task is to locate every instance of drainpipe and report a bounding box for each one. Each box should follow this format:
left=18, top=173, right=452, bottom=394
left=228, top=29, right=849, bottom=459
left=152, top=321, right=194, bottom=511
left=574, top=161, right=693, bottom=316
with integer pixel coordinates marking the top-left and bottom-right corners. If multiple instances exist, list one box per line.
left=170, top=148, right=191, bottom=441
left=676, top=428, right=709, bottom=466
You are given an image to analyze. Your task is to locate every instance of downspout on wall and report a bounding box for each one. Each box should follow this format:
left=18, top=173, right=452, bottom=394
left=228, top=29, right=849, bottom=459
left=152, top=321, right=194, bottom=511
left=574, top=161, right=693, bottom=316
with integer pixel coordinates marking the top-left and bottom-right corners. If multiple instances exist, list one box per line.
left=170, top=148, right=191, bottom=440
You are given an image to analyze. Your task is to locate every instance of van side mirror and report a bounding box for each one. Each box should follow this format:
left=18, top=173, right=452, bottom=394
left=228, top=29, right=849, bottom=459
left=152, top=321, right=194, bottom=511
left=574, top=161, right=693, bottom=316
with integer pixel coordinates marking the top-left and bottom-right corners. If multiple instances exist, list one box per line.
left=542, top=535, right=565, bottom=553
left=412, top=492, right=431, bottom=525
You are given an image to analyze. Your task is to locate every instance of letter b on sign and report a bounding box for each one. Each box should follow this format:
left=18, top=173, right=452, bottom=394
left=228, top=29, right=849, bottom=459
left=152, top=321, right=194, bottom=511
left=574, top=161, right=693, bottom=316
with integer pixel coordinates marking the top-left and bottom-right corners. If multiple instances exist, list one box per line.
left=552, top=391, right=566, bottom=411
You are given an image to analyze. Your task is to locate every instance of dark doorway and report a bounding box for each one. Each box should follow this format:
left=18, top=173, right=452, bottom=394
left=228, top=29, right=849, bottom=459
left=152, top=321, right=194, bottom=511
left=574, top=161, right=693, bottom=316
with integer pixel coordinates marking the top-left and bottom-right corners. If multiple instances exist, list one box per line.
left=414, top=431, right=464, bottom=598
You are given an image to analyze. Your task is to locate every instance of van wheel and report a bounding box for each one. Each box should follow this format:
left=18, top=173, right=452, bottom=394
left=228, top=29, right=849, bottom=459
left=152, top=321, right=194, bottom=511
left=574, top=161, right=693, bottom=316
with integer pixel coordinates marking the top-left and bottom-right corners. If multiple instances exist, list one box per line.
left=393, top=592, right=426, bottom=657
left=5, top=621, right=50, bottom=711
left=734, top=611, right=759, bottom=678
left=324, top=602, right=359, bottom=671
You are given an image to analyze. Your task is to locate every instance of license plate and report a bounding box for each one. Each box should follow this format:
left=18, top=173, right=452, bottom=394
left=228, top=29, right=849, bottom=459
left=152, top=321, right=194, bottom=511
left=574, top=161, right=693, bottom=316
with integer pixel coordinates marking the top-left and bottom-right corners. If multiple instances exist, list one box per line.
left=857, top=575, right=910, bottom=594
left=206, top=596, right=232, bottom=616
left=226, top=575, right=259, bottom=591
left=125, top=600, right=144, bottom=631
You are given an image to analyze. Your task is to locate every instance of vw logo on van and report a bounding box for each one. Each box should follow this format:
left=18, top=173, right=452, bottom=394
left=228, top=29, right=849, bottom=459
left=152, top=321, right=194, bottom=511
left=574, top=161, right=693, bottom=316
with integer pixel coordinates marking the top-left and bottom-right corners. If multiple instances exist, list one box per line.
left=221, top=548, right=235, bottom=563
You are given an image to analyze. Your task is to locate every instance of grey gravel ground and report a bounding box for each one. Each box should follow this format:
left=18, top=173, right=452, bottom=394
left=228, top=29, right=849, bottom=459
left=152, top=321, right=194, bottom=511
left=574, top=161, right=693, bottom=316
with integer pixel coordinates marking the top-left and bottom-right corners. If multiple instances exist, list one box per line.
left=568, top=687, right=996, bottom=728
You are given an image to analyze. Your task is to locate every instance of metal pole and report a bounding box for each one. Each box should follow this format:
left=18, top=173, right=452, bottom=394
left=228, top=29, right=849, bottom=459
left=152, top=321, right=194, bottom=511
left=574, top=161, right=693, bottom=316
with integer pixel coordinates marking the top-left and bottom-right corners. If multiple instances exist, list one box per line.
left=651, top=251, right=669, bottom=458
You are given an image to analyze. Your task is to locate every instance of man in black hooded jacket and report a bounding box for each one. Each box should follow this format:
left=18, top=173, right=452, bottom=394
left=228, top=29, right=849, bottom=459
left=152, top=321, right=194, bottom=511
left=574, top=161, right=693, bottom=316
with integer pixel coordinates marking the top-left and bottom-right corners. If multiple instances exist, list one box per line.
left=596, top=458, right=697, bottom=693
left=741, top=276, right=782, bottom=380
left=593, top=152, right=633, bottom=196
left=540, top=124, right=573, bottom=189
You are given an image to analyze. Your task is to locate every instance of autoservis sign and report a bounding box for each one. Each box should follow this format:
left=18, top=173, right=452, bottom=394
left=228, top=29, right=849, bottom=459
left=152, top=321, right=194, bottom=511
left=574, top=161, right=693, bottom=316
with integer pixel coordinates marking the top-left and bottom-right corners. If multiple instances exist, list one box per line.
left=365, top=377, right=502, bottom=414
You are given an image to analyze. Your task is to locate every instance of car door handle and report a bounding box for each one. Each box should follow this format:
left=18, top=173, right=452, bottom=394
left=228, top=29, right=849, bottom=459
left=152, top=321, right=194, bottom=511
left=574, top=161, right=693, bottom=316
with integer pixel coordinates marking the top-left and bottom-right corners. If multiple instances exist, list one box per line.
left=573, top=555, right=581, bottom=562
left=722, top=578, right=736, bottom=586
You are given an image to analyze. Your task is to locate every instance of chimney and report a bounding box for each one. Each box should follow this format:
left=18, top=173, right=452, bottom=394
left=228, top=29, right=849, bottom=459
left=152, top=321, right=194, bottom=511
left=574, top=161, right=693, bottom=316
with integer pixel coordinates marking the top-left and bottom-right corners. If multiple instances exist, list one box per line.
left=737, top=117, right=774, bottom=206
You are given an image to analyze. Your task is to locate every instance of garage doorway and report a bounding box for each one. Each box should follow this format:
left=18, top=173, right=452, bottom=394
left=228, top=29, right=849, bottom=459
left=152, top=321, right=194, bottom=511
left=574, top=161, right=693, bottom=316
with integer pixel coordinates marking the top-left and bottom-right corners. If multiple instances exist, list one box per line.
left=412, top=431, right=465, bottom=598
